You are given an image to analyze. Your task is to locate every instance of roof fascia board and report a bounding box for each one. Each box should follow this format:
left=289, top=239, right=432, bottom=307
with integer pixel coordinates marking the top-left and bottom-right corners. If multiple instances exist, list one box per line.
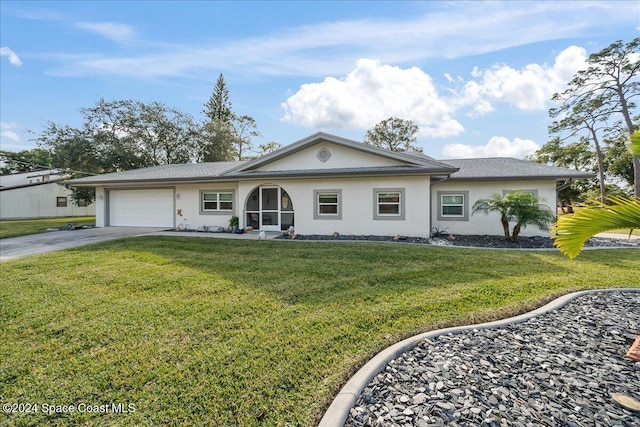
left=442, top=174, right=593, bottom=182
left=65, top=176, right=244, bottom=187
left=0, top=179, right=68, bottom=191
left=66, top=167, right=459, bottom=187
left=227, top=167, right=457, bottom=179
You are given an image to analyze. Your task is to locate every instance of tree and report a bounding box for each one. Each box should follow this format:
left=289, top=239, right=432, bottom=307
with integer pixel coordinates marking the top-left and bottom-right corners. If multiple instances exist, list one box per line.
left=529, top=137, right=596, bottom=212
left=35, top=98, right=199, bottom=172
left=364, top=117, right=422, bottom=152
left=79, top=99, right=198, bottom=168
left=200, top=74, right=261, bottom=161
left=0, top=148, right=54, bottom=174
left=196, top=119, right=235, bottom=162
left=552, top=132, right=640, bottom=258
left=633, top=130, right=640, bottom=163
left=549, top=93, right=614, bottom=202
left=258, top=141, right=282, bottom=155
left=203, top=73, right=233, bottom=123
left=530, top=137, right=595, bottom=172
left=32, top=98, right=200, bottom=204
left=472, top=191, right=555, bottom=242
left=230, top=115, right=261, bottom=161
left=135, top=101, right=198, bottom=165
left=32, top=123, right=103, bottom=174
left=604, top=130, right=635, bottom=189
left=555, top=38, right=640, bottom=197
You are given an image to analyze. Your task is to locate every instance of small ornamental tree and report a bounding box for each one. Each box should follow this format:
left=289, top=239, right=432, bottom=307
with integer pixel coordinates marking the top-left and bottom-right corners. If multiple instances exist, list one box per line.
left=472, top=191, right=555, bottom=242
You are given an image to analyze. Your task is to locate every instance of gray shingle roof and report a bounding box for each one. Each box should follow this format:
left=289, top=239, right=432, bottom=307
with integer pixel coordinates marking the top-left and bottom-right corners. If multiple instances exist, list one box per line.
left=65, top=161, right=244, bottom=185
left=440, top=158, right=594, bottom=181
left=64, top=154, right=593, bottom=187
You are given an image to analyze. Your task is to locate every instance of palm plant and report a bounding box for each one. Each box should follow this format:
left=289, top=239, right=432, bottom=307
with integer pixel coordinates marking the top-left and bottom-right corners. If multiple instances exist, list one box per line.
left=472, top=191, right=555, bottom=242
left=553, top=131, right=640, bottom=258
left=552, top=196, right=640, bottom=258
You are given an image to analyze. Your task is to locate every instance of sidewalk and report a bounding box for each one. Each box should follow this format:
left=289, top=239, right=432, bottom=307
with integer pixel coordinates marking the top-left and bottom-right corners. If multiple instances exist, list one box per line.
left=150, top=230, right=282, bottom=240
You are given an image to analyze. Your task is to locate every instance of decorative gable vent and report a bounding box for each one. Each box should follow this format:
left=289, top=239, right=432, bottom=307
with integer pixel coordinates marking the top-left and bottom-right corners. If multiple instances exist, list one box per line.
left=317, top=147, right=331, bottom=163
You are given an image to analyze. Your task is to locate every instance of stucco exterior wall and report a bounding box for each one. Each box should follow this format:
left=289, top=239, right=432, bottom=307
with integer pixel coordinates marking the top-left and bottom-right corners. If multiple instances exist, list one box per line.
left=97, top=176, right=431, bottom=237
left=430, top=180, right=558, bottom=237
left=94, top=188, right=106, bottom=227
left=0, top=183, right=95, bottom=219
left=256, top=142, right=405, bottom=171
left=173, top=183, right=238, bottom=230
left=237, top=175, right=432, bottom=238
left=94, top=178, right=558, bottom=238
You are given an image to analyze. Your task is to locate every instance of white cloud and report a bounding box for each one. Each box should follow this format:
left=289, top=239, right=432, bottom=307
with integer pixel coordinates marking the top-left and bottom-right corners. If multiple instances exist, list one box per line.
left=1, top=130, right=20, bottom=142
left=45, top=1, right=637, bottom=78
left=458, top=45, right=588, bottom=112
left=442, top=136, right=539, bottom=159
left=1, top=122, right=21, bottom=142
left=281, top=59, right=464, bottom=137
left=76, top=21, right=136, bottom=42
left=1, top=47, right=22, bottom=66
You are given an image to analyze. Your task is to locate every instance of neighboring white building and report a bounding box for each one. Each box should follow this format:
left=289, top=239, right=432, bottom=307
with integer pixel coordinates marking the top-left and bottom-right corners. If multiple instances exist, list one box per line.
left=0, top=169, right=95, bottom=219
left=66, top=133, right=591, bottom=238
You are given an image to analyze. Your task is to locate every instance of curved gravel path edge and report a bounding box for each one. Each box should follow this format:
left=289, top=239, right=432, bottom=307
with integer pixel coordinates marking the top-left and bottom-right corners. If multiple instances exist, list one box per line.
left=317, top=288, right=640, bottom=427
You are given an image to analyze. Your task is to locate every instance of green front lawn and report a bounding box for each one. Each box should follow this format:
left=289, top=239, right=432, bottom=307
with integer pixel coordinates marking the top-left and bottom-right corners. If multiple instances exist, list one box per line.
left=0, top=216, right=96, bottom=239
left=1, top=237, right=638, bottom=426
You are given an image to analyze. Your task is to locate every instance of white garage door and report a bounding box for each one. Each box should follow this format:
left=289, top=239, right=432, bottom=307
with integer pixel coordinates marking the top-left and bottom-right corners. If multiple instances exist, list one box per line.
left=109, top=189, right=174, bottom=227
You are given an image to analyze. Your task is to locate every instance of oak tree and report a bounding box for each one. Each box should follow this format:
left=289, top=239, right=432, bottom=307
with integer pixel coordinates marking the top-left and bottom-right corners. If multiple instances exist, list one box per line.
left=364, top=117, right=422, bottom=152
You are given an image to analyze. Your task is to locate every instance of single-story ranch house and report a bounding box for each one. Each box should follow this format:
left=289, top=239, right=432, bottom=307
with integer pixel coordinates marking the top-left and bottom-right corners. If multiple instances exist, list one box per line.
left=66, top=132, right=592, bottom=238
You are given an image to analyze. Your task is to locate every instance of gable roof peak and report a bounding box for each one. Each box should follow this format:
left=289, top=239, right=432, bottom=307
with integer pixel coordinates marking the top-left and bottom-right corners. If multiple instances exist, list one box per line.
left=225, top=131, right=455, bottom=174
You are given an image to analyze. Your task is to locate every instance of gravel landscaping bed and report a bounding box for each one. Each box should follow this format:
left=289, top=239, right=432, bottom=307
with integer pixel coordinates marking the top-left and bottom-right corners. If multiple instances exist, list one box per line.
left=430, top=234, right=640, bottom=249
left=278, top=234, right=640, bottom=249
left=345, top=291, right=640, bottom=427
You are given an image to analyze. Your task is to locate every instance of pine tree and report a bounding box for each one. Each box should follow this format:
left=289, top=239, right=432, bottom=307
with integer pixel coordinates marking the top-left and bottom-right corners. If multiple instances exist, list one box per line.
left=203, top=73, right=233, bottom=123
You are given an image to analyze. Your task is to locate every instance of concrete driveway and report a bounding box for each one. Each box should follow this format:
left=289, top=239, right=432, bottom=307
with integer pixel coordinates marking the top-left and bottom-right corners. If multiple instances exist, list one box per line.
left=0, top=227, right=167, bottom=262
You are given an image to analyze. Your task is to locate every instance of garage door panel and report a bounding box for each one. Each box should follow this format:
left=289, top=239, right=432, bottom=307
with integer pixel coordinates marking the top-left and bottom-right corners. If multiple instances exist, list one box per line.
left=109, top=189, right=174, bottom=227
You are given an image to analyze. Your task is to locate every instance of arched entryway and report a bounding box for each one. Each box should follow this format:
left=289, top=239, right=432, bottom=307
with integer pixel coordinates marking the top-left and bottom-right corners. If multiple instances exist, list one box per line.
left=245, top=185, right=294, bottom=232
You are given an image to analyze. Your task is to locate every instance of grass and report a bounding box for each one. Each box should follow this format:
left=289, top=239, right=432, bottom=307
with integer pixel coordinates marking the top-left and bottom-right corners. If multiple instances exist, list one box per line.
left=1, top=237, right=638, bottom=426
left=0, top=216, right=96, bottom=239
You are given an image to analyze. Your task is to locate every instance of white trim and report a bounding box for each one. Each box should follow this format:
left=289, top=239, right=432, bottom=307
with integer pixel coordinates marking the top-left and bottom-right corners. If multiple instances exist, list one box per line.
left=373, top=188, right=405, bottom=220
left=314, top=190, right=342, bottom=220
left=200, top=190, right=235, bottom=215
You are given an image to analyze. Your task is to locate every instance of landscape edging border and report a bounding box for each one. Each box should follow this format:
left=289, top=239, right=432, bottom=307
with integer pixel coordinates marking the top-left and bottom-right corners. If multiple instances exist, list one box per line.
left=317, top=287, right=640, bottom=427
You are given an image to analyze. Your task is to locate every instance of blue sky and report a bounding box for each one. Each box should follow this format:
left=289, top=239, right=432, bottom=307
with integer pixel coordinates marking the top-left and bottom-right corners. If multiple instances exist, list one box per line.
left=1, top=1, right=638, bottom=160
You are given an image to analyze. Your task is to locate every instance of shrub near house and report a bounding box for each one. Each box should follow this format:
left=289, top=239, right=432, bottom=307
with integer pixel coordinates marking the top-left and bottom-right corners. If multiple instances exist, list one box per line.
left=472, top=191, right=555, bottom=242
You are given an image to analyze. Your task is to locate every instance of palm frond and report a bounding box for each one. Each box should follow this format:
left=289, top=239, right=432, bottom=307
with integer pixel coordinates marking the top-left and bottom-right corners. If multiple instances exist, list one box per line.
left=552, top=196, right=640, bottom=258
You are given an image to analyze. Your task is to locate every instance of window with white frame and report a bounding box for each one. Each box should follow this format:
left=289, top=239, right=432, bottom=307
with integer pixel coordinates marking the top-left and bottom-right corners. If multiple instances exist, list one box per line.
left=56, top=197, right=67, bottom=208
left=314, top=190, right=341, bottom=219
left=437, top=191, right=469, bottom=221
left=441, top=194, right=464, bottom=216
left=373, top=188, right=405, bottom=220
left=200, top=191, right=233, bottom=213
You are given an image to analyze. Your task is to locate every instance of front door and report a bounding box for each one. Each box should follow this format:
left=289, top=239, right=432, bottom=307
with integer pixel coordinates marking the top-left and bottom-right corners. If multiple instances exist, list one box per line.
left=245, top=186, right=295, bottom=232
left=260, top=187, right=280, bottom=231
